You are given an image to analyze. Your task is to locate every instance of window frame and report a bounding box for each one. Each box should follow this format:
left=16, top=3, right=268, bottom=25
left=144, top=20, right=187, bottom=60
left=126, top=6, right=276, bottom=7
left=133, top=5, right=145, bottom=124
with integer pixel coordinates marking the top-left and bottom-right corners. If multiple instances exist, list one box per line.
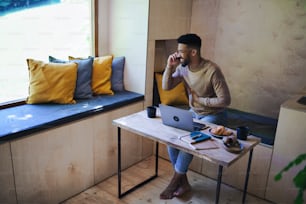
left=0, top=0, right=98, bottom=109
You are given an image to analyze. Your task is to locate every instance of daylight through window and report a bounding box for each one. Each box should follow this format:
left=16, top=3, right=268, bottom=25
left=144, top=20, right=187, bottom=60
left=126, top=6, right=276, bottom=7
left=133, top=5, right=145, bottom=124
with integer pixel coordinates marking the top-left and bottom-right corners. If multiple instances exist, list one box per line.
left=0, top=0, right=93, bottom=104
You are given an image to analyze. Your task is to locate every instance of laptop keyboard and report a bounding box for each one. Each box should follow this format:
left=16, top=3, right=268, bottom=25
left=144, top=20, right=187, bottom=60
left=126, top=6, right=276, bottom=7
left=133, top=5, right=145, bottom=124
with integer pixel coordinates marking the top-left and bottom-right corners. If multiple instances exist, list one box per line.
left=192, top=121, right=206, bottom=131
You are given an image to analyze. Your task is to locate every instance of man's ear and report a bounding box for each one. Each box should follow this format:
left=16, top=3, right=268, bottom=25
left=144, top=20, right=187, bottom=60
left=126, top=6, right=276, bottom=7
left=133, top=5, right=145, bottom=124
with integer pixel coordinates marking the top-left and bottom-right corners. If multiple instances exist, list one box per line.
left=191, top=49, right=197, bottom=56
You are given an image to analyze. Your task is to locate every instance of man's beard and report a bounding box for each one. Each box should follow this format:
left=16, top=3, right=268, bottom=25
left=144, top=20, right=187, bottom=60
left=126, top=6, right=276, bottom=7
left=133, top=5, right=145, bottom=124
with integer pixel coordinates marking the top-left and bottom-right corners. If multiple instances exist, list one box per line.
left=181, top=58, right=190, bottom=67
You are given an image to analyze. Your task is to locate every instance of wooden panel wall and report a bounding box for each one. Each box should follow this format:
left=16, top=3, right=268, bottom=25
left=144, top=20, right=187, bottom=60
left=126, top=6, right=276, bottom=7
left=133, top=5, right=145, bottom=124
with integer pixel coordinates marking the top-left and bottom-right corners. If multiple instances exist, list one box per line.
left=0, top=142, right=16, bottom=204
left=11, top=119, right=95, bottom=204
left=92, top=102, right=150, bottom=183
left=145, top=0, right=192, bottom=107
left=221, top=144, right=272, bottom=198
left=191, top=0, right=306, bottom=118
left=148, top=0, right=192, bottom=40
left=1, top=102, right=147, bottom=203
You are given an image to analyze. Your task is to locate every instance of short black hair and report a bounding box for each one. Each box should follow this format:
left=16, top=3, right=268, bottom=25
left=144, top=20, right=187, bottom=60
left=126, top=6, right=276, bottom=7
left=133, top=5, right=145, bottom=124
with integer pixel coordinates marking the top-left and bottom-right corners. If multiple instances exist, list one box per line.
left=177, top=33, right=201, bottom=49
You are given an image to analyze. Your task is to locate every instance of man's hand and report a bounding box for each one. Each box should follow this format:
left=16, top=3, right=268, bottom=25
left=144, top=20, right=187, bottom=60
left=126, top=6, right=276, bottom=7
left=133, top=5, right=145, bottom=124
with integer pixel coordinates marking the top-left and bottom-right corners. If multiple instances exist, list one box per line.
left=166, top=52, right=181, bottom=70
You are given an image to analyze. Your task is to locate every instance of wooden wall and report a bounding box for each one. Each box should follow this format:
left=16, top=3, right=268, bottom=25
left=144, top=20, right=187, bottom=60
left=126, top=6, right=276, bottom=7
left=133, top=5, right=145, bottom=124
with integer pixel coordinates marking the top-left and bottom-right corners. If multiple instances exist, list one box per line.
left=191, top=0, right=306, bottom=118
left=0, top=143, right=16, bottom=204
left=0, top=102, right=150, bottom=203
left=145, top=0, right=282, bottom=201
left=145, top=0, right=306, bottom=118
left=146, top=0, right=193, bottom=107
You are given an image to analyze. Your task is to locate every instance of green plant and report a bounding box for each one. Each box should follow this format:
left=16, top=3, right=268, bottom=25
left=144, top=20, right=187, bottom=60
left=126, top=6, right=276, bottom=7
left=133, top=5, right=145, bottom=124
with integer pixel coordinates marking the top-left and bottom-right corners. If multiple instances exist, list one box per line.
left=274, top=153, right=306, bottom=204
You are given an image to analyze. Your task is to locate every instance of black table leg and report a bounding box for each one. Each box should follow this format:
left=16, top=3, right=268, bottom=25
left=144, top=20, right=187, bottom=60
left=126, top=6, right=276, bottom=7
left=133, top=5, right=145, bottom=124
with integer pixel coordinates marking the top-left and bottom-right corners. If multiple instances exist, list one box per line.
left=155, top=142, right=159, bottom=175
left=118, top=127, right=122, bottom=197
left=117, top=127, right=159, bottom=198
left=216, top=165, right=223, bottom=204
left=242, top=148, right=253, bottom=203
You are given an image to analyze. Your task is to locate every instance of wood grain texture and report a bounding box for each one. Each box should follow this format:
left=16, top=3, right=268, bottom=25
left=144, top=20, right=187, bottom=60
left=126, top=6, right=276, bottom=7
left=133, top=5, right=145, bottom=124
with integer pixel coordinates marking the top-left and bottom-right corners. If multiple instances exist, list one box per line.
left=6, top=102, right=145, bottom=204
left=115, top=109, right=269, bottom=198
left=113, top=109, right=260, bottom=167
left=0, top=142, right=16, bottom=204
left=148, top=0, right=192, bottom=40
left=11, top=119, right=95, bottom=204
left=92, top=102, right=146, bottom=184
left=62, top=157, right=273, bottom=204
left=201, top=144, right=273, bottom=198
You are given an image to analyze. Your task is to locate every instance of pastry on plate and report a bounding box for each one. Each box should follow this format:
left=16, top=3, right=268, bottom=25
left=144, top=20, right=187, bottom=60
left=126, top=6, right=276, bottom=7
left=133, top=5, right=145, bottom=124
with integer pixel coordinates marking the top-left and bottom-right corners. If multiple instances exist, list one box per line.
left=210, top=125, right=232, bottom=136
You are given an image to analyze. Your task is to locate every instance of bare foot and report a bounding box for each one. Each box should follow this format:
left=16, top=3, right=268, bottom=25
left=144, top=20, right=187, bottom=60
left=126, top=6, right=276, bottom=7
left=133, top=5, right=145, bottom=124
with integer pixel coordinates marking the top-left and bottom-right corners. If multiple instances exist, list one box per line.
left=160, top=186, right=177, bottom=200
left=160, top=173, right=181, bottom=200
left=173, top=183, right=191, bottom=197
left=173, top=174, right=191, bottom=197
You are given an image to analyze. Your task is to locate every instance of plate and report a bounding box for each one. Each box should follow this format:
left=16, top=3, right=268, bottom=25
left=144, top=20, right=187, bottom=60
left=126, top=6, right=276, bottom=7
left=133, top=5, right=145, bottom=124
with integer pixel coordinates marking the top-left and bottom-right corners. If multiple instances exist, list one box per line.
left=208, top=128, right=233, bottom=139
left=223, top=142, right=244, bottom=153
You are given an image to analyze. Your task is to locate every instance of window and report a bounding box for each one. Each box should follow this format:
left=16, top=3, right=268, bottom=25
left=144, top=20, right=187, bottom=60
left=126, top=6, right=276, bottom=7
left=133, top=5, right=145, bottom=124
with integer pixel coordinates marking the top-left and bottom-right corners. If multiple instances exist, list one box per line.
left=0, top=0, right=94, bottom=104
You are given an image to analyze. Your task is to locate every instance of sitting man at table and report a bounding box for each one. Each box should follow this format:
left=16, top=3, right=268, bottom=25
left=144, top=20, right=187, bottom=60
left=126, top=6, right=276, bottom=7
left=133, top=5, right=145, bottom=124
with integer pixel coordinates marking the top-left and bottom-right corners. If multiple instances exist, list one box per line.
left=160, top=33, right=231, bottom=199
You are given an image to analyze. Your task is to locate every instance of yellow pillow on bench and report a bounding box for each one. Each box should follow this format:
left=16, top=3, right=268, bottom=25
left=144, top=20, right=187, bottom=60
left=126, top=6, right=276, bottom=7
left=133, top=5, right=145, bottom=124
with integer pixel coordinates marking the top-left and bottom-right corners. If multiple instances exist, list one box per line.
left=155, top=73, right=188, bottom=105
left=26, top=59, right=78, bottom=104
left=69, top=55, right=114, bottom=95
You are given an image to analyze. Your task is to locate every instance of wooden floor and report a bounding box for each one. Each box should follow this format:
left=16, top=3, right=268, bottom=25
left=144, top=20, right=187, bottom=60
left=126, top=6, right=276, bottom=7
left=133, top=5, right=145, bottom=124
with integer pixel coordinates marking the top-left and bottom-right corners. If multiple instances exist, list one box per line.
left=61, top=157, right=273, bottom=204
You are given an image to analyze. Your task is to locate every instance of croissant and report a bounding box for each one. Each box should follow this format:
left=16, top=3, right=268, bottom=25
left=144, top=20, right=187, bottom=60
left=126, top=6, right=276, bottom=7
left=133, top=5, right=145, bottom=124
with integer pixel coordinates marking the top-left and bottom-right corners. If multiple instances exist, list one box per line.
left=211, top=126, right=225, bottom=135
left=211, top=125, right=232, bottom=136
left=223, top=129, right=233, bottom=136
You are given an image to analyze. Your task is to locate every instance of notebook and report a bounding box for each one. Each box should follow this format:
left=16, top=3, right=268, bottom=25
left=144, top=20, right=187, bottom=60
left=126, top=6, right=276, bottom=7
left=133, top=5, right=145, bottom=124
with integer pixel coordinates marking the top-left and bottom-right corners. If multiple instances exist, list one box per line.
left=159, top=104, right=206, bottom=132
left=180, top=134, right=219, bottom=150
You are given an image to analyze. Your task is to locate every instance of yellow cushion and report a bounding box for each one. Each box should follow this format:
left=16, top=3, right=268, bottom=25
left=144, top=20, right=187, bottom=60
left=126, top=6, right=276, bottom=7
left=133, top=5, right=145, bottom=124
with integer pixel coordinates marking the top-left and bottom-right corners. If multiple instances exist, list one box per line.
left=69, top=55, right=114, bottom=95
left=26, top=59, right=78, bottom=104
left=155, top=73, right=189, bottom=105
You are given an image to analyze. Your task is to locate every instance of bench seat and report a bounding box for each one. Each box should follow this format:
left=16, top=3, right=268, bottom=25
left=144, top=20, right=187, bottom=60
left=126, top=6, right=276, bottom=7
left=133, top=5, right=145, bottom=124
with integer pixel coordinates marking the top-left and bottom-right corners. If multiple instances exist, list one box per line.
left=0, top=91, right=144, bottom=143
left=227, top=108, right=277, bottom=146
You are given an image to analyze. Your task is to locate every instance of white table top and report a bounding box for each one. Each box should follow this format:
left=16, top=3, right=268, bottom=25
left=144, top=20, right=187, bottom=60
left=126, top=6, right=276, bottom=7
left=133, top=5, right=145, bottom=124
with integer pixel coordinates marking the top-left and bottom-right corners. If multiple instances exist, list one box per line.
left=113, top=109, right=261, bottom=167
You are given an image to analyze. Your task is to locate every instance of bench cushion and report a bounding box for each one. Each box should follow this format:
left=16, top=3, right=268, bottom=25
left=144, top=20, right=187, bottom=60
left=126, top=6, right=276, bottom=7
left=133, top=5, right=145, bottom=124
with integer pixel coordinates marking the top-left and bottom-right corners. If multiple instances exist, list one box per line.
left=227, top=108, right=277, bottom=145
left=0, top=91, right=144, bottom=142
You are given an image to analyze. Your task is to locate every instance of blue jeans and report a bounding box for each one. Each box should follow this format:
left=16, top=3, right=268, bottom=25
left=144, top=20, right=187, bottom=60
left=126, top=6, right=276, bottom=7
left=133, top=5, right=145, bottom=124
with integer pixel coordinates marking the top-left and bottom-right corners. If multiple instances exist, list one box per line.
left=167, top=110, right=227, bottom=174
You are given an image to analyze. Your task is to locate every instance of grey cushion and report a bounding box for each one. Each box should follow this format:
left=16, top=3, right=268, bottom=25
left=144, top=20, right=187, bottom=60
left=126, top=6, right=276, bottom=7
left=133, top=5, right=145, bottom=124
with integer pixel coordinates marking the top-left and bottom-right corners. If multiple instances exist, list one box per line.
left=111, top=56, right=125, bottom=92
left=49, top=56, right=93, bottom=99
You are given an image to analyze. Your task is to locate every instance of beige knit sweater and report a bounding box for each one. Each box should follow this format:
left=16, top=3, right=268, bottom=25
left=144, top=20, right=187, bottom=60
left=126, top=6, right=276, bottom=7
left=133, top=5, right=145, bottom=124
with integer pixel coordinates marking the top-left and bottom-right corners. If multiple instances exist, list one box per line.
left=162, top=59, right=231, bottom=115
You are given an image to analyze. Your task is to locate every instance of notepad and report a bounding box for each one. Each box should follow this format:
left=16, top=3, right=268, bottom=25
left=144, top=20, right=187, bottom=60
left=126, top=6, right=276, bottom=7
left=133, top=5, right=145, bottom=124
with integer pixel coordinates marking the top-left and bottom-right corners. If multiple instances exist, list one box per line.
left=180, top=132, right=219, bottom=150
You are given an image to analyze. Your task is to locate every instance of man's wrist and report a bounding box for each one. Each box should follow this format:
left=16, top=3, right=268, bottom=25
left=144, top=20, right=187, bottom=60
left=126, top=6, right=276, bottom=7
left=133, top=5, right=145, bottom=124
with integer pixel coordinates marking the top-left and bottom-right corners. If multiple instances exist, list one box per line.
left=165, top=65, right=173, bottom=70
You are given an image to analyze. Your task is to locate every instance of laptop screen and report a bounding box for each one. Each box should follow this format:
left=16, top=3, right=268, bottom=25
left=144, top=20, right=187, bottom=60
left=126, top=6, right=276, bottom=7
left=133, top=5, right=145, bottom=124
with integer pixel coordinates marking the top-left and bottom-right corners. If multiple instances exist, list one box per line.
left=159, top=104, right=205, bottom=131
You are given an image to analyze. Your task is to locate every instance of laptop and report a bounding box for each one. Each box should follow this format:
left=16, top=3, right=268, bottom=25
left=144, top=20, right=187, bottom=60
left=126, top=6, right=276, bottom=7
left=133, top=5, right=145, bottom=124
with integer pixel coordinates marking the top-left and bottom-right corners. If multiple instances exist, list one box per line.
left=159, top=104, right=206, bottom=132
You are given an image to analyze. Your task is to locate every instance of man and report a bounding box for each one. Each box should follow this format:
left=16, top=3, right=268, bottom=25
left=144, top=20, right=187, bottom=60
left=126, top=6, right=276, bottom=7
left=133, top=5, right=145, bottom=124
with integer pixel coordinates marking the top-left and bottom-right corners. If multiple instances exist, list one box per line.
left=160, top=33, right=231, bottom=199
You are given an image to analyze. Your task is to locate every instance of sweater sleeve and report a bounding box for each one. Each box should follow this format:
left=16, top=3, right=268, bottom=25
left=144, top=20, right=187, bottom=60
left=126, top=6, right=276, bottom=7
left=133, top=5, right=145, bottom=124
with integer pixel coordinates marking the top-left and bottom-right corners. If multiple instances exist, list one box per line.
left=162, top=66, right=183, bottom=90
left=198, top=70, right=231, bottom=107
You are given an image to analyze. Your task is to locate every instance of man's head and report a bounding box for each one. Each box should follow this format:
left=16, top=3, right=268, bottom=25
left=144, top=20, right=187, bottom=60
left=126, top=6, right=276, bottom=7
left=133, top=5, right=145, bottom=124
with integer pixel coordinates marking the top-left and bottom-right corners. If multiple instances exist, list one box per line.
left=177, top=33, right=202, bottom=67
left=177, top=33, right=201, bottom=49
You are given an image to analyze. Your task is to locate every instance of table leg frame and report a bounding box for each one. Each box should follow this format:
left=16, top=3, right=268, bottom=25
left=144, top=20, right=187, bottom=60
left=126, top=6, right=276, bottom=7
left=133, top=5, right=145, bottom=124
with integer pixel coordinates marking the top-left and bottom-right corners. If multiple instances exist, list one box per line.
left=216, top=165, right=223, bottom=204
left=215, top=148, right=254, bottom=204
left=242, top=148, right=254, bottom=204
left=117, top=126, right=255, bottom=203
left=117, top=127, right=159, bottom=198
